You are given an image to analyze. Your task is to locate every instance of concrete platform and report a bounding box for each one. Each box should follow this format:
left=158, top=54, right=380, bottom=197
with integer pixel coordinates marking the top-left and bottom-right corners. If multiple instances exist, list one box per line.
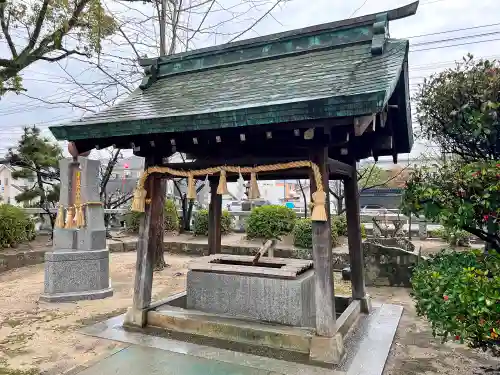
left=79, top=303, right=403, bottom=375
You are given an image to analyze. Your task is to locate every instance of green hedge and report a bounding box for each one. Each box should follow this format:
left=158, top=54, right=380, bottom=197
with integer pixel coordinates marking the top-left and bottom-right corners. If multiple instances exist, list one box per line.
left=246, top=205, right=296, bottom=240
left=125, top=200, right=180, bottom=233
left=292, top=218, right=340, bottom=249
left=428, top=227, right=470, bottom=246
left=0, top=204, right=35, bottom=248
left=411, top=249, right=499, bottom=353
left=193, top=209, right=232, bottom=236
left=331, top=215, right=347, bottom=236
left=164, top=200, right=179, bottom=232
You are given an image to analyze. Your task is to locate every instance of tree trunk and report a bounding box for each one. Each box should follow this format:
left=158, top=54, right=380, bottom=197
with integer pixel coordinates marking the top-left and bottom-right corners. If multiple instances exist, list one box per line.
left=185, top=199, right=194, bottom=231
left=297, top=180, right=308, bottom=218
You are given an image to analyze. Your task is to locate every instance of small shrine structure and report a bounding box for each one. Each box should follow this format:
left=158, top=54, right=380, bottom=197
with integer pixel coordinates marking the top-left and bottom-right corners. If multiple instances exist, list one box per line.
left=48, top=1, right=417, bottom=366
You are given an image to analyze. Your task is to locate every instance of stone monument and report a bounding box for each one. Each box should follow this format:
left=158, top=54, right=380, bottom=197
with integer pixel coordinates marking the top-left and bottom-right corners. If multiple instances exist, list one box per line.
left=40, top=156, right=113, bottom=302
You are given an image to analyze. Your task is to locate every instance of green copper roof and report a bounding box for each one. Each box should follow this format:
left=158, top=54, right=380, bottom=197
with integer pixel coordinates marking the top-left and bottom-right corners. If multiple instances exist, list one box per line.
left=50, top=2, right=418, bottom=142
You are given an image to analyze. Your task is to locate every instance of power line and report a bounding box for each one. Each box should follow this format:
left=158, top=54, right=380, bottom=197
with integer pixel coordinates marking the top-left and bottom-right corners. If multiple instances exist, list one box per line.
left=411, top=37, right=500, bottom=52
left=403, top=22, right=500, bottom=39
left=411, top=29, right=500, bottom=47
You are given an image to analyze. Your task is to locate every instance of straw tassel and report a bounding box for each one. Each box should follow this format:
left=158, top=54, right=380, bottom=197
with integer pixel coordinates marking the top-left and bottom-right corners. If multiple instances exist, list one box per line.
left=217, top=169, right=228, bottom=195
left=187, top=173, right=196, bottom=200
left=55, top=205, right=65, bottom=228
left=75, top=204, right=85, bottom=228
left=249, top=172, right=260, bottom=199
left=311, top=190, right=327, bottom=222
left=65, top=206, right=75, bottom=228
left=131, top=186, right=147, bottom=212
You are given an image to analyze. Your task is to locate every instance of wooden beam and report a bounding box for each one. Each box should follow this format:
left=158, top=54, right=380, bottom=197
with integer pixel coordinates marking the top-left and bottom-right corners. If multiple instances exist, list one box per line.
left=354, top=115, right=375, bottom=136
left=129, top=157, right=158, bottom=327
left=310, top=146, right=336, bottom=337
left=344, top=160, right=368, bottom=310
left=208, top=180, right=222, bottom=254
left=327, top=158, right=352, bottom=176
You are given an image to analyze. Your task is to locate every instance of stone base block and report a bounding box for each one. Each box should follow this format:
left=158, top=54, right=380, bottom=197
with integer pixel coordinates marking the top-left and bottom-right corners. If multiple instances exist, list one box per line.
left=186, top=268, right=315, bottom=327
left=40, top=287, right=113, bottom=302
left=309, top=333, right=345, bottom=365
left=41, top=249, right=113, bottom=302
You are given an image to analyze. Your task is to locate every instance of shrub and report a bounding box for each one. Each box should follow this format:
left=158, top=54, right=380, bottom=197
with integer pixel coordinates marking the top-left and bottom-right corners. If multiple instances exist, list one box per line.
left=361, top=223, right=366, bottom=239
left=193, top=209, right=232, bottom=236
left=125, top=210, right=142, bottom=233
left=428, top=226, right=470, bottom=246
left=292, top=218, right=339, bottom=249
left=293, top=218, right=313, bottom=249
left=246, top=205, right=296, bottom=240
left=331, top=215, right=347, bottom=236
left=411, top=249, right=500, bottom=354
left=0, top=204, right=35, bottom=248
left=164, top=200, right=179, bottom=232
left=125, top=200, right=180, bottom=233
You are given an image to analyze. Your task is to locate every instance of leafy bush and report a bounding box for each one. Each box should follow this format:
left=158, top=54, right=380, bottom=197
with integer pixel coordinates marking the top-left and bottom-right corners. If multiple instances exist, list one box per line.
left=331, top=215, right=347, bottom=236
left=246, top=205, right=296, bottom=240
left=125, top=210, right=142, bottom=233
left=125, top=200, right=180, bottom=233
left=361, top=223, right=366, bottom=239
left=164, top=200, right=179, bottom=232
left=292, top=218, right=340, bottom=249
left=0, top=204, right=35, bottom=248
left=428, top=226, right=470, bottom=246
left=411, top=249, right=500, bottom=354
left=193, top=209, right=232, bottom=236
left=402, top=160, right=499, bottom=249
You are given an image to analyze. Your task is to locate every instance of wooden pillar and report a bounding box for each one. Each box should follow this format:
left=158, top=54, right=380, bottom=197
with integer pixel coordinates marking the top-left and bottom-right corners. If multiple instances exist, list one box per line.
left=208, top=179, right=222, bottom=254
left=310, top=147, right=336, bottom=337
left=344, top=160, right=368, bottom=307
left=127, top=157, right=162, bottom=327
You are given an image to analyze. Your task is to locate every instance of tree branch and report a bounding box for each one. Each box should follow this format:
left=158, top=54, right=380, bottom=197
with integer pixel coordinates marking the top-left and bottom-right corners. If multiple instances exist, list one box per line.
left=0, top=2, right=17, bottom=58
left=26, top=0, right=51, bottom=53
left=187, top=0, right=216, bottom=45
left=228, top=0, right=284, bottom=42
left=37, top=48, right=90, bottom=62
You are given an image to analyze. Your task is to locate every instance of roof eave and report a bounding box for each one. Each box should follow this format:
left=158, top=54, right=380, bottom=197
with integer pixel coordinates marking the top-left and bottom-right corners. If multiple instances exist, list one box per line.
left=49, top=92, right=387, bottom=142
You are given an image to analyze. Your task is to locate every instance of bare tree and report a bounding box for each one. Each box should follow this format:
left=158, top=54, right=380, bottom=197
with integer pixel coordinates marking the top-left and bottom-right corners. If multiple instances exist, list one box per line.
left=296, top=179, right=308, bottom=218
left=328, top=162, right=411, bottom=215
left=17, top=0, right=291, bottom=111
left=98, top=147, right=134, bottom=236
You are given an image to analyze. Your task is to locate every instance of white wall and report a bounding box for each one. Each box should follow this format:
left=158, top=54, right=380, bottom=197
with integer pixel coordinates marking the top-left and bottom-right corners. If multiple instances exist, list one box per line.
left=0, top=166, right=32, bottom=206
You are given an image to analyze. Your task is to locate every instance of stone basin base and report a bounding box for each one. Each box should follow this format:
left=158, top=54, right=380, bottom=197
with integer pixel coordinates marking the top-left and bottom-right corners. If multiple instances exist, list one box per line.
left=187, top=255, right=315, bottom=327
left=139, top=290, right=361, bottom=366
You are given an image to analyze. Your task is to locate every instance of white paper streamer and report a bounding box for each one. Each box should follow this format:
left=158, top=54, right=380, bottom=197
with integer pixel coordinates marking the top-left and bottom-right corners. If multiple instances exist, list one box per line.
left=235, top=171, right=245, bottom=201
left=199, top=175, right=210, bottom=206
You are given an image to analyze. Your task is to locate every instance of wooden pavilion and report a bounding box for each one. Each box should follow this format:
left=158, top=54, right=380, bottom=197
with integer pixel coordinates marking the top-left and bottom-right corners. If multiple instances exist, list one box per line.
left=49, top=1, right=417, bottom=352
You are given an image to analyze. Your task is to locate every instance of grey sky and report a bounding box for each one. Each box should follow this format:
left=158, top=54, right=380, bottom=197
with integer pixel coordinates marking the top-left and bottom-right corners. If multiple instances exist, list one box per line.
left=1, top=0, right=498, bottom=161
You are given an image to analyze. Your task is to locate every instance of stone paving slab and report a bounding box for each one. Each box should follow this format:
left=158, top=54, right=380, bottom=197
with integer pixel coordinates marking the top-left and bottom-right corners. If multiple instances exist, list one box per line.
left=80, top=315, right=342, bottom=375
left=74, top=345, right=278, bottom=375
left=78, top=303, right=403, bottom=375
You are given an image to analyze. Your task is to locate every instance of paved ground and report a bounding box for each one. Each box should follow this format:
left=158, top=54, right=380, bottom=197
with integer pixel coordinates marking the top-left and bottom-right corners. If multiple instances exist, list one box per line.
left=0, top=252, right=497, bottom=375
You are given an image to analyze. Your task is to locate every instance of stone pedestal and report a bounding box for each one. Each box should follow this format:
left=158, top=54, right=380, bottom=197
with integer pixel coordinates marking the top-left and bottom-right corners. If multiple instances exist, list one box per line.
left=418, top=219, right=428, bottom=240
left=40, top=157, right=113, bottom=302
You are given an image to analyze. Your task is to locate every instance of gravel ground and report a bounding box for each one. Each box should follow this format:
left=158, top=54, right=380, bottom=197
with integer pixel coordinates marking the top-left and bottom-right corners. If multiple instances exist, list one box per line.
left=0, top=252, right=497, bottom=375
left=0, top=253, right=192, bottom=375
